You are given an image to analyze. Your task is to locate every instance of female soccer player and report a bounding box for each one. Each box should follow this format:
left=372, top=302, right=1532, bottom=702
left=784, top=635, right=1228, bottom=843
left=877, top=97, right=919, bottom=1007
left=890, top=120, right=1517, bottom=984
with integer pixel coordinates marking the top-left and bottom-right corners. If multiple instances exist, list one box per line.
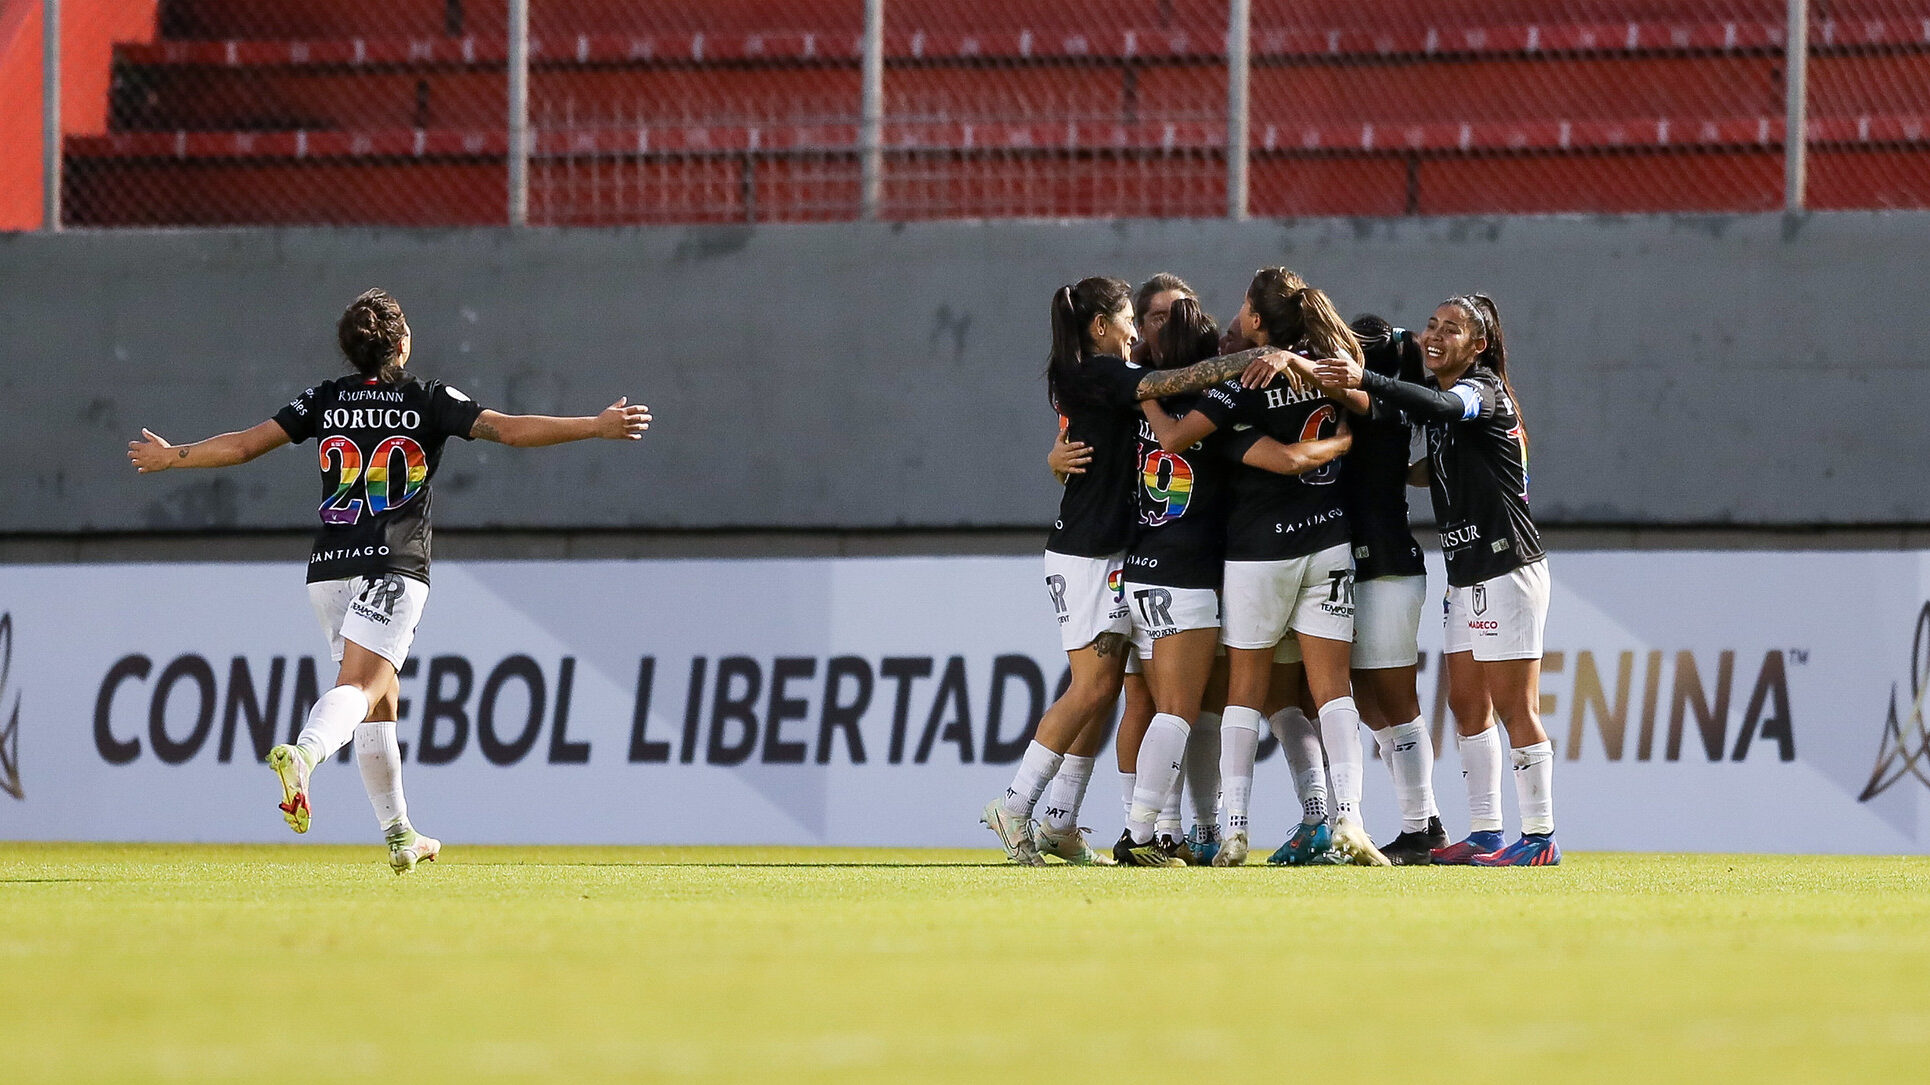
left=1139, top=270, right=1385, bottom=865
left=1313, top=295, right=1559, bottom=866
left=127, top=288, right=651, bottom=873
left=1126, top=294, right=1357, bottom=866
left=1343, top=315, right=1445, bottom=865
left=984, top=277, right=1288, bottom=866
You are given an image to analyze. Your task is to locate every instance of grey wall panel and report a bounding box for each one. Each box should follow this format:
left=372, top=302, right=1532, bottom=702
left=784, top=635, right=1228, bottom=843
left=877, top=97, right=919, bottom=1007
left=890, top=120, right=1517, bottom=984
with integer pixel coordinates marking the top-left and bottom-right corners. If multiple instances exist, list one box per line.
left=1, top=213, right=1923, bottom=533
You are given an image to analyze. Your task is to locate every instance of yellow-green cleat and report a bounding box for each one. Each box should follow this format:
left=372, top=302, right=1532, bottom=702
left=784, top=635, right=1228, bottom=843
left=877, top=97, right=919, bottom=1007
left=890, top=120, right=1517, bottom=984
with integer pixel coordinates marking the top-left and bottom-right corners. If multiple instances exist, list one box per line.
left=387, top=827, right=441, bottom=875
left=1036, top=825, right=1116, bottom=866
left=267, top=744, right=313, bottom=834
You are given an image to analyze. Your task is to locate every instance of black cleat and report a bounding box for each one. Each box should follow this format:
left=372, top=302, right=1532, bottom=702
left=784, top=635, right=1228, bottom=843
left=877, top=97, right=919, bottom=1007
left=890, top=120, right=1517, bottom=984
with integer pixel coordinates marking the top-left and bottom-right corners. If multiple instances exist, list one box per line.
left=1114, top=829, right=1188, bottom=867
left=1379, top=816, right=1450, bottom=866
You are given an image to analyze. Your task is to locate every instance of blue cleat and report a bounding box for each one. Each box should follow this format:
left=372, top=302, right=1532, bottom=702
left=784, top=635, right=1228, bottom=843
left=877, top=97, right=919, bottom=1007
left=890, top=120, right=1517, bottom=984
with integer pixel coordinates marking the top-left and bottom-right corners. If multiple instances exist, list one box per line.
left=1471, top=833, right=1562, bottom=867
left=1429, top=830, right=1506, bottom=865
left=1184, top=824, right=1222, bottom=866
left=1267, top=820, right=1332, bottom=866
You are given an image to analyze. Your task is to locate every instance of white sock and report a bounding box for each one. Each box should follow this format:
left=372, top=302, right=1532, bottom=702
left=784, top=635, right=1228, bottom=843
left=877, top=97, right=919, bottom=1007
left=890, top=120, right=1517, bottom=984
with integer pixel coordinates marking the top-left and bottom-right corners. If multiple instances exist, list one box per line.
left=1270, top=706, right=1327, bottom=825
left=1184, top=712, right=1223, bottom=829
left=1002, top=740, right=1064, bottom=819
left=1317, top=696, right=1366, bottom=823
left=1375, top=717, right=1437, bottom=833
left=1218, top=706, right=1264, bottom=834
left=1119, top=769, right=1136, bottom=823
left=295, top=685, right=372, bottom=766
left=1156, top=774, right=1184, bottom=841
left=1458, top=725, right=1505, bottom=833
left=1042, top=753, right=1095, bottom=834
left=1128, top=713, right=1190, bottom=844
left=1512, top=740, right=1556, bottom=835
left=353, top=721, right=409, bottom=833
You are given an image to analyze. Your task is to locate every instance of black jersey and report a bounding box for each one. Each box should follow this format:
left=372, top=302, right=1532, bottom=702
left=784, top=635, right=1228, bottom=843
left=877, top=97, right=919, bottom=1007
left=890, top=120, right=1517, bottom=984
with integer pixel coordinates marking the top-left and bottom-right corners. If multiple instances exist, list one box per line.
left=1343, top=328, right=1427, bottom=582
left=274, top=374, right=485, bottom=584
left=1419, top=368, right=1544, bottom=587
left=1213, top=376, right=1352, bottom=562
left=1046, top=354, right=1146, bottom=558
left=1124, top=392, right=1233, bottom=590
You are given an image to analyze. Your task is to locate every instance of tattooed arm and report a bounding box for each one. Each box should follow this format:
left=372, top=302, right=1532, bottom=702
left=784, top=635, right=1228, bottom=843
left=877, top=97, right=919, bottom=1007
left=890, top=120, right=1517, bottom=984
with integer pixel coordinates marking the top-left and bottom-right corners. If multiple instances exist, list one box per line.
left=1132, top=346, right=1288, bottom=401
left=471, top=398, right=651, bottom=447
left=127, top=420, right=289, bottom=473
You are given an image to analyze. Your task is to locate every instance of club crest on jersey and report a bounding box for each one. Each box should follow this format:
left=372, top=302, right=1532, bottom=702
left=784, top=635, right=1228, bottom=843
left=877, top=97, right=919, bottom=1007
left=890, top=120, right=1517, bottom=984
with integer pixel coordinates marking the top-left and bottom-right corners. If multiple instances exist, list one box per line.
left=1860, top=601, right=1930, bottom=801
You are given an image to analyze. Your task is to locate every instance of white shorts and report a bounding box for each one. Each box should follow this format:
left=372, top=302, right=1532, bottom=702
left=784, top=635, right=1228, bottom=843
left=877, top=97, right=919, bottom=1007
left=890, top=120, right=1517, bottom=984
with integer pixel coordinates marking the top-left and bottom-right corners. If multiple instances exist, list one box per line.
left=1221, top=543, right=1355, bottom=650
left=1044, top=550, right=1131, bottom=653
left=1353, top=574, right=1427, bottom=670
left=1124, top=582, right=1220, bottom=659
left=308, top=574, right=430, bottom=671
left=1444, top=559, right=1550, bottom=662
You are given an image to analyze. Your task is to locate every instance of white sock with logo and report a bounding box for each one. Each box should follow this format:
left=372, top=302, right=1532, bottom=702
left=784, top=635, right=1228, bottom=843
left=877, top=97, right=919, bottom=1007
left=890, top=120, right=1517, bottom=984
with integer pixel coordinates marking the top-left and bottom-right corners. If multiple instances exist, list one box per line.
left=1002, top=740, right=1064, bottom=819
left=1128, top=714, right=1190, bottom=844
left=1512, top=740, right=1556, bottom=836
left=353, top=721, right=410, bottom=833
left=1218, top=706, right=1264, bottom=835
left=1317, top=697, right=1366, bottom=823
left=1375, top=717, right=1437, bottom=833
left=295, top=685, right=371, bottom=766
left=1270, top=706, right=1328, bottom=825
left=1184, top=711, right=1223, bottom=829
left=1041, top=753, right=1095, bottom=835
left=1458, top=725, right=1506, bottom=833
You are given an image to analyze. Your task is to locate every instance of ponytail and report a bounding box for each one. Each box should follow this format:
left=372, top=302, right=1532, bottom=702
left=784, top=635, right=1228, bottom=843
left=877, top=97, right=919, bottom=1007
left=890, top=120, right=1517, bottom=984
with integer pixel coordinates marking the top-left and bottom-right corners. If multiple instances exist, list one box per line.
left=1158, top=296, right=1220, bottom=371
left=1045, top=276, right=1132, bottom=413
left=1288, top=287, right=1362, bottom=363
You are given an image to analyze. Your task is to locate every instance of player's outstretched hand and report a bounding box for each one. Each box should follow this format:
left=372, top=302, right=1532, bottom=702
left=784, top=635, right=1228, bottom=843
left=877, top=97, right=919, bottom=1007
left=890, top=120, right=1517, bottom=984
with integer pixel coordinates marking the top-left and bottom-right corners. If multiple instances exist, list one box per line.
left=1313, top=356, right=1365, bottom=390
left=127, top=429, right=175, bottom=474
left=1240, top=349, right=1313, bottom=392
left=598, top=397, right=652, bottom=440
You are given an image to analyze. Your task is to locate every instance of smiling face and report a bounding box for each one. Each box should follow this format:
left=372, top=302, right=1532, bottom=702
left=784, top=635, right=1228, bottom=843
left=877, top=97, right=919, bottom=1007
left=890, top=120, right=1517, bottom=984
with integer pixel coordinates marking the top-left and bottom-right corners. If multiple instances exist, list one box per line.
left=1420, top=302, right=1485, bottom=383
left=1088, top=300, right=1138, bottom=359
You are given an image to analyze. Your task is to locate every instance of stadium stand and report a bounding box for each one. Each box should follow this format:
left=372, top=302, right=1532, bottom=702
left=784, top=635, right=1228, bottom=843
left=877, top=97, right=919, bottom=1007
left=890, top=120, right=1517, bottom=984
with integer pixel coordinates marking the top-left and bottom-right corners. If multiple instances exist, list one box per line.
left=20, top=0, right=1930, bottom=224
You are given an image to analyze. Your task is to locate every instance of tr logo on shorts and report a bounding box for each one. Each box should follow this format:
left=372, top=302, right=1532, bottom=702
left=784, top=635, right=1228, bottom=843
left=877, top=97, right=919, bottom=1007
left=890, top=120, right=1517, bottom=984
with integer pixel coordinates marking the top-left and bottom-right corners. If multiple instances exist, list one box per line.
left=358, top=575, right=407, bottom=617
left=1045, top=574, right=1069, bottom=617
left=1133, top=588, right=1176, bottom=632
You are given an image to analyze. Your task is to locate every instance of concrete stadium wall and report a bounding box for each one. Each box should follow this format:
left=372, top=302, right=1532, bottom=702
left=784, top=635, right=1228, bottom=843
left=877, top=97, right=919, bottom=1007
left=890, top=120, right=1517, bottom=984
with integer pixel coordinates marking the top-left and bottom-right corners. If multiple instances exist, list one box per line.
left=2, top=213, right=1924, bottom=533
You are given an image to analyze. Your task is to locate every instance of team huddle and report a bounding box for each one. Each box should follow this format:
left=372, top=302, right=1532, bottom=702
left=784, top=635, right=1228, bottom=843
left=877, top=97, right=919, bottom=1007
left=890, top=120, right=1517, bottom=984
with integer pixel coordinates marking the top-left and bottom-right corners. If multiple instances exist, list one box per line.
left=983, top=269, right=1559, bottom=868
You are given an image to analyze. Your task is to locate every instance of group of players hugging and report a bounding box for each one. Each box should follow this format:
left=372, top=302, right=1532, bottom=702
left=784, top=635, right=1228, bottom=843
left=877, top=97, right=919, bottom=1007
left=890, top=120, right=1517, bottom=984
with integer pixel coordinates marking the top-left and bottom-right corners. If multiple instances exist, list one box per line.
left=983, top=269, right=1560, bottom=868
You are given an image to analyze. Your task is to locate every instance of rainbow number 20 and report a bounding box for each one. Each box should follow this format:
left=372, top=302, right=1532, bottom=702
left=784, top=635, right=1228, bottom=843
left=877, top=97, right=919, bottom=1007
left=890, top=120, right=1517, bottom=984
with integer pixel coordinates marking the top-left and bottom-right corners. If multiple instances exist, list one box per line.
left=1141, top=449, right=1195, bottom=526
left=317, top=435, right=428, bottom=524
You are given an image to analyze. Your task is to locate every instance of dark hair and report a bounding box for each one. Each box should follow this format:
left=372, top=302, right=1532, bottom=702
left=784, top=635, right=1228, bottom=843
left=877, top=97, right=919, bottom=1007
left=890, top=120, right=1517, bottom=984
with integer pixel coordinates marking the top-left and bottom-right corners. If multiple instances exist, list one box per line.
left=1134, top=272, right=1196, bottom=324
left=1442, top=293, right=1525, bottom=439
left=1046, top=276, right=1133, bottom=413
left=1157, top=296, right=1219, bottom=372
left=337, top=288, right=411, bottom=384
left=1246, top=268, right=1359, bottom=361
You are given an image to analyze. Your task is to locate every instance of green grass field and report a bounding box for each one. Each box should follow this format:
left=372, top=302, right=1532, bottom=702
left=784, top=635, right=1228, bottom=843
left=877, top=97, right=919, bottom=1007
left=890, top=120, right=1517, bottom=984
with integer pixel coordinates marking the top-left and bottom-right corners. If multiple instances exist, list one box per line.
left=3, top=844, right=1927, bottom=1083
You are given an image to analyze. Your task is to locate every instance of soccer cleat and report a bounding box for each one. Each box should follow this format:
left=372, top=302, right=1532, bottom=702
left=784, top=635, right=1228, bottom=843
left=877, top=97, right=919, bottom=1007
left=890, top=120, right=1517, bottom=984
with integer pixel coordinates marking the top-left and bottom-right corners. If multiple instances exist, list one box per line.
left=1330, top=817, right=1392, bottom=866
left=267, top=744, right=313, bottom=834
left=1210, top=828, right=1249, bottom=867
left=1379, top=816, right=1451, bottom=866
left=1471, top=833, right=1562, bottom=867
left=1184, top=824, right=1222, bottom=866
left=981, top=799, right=1045, bottom=867
left=1037, top=825, right=1116, bottom=866
left=1430, top=830, right=1506, bottom=865
left=1267, top=820, right=1332, bottom=866
left=1114, top=830, right=1188, bottom=867
left=387, top=828, right=441, bottom=874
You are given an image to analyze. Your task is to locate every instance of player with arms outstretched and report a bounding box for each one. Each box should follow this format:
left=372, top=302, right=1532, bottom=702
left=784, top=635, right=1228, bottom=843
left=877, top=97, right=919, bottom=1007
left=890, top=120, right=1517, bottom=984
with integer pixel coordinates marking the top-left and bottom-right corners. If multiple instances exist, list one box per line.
left=127, top=288, right=651, bottom=873
left=1315, top=294, right=1559, bottom=866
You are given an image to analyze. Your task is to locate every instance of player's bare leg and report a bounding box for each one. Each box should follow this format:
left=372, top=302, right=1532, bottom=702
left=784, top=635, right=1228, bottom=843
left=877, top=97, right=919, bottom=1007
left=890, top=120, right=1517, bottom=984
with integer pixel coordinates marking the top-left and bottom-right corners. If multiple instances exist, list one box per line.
left=1035, top=703, right=1119, bottom=865
left=1300, top=632, right=1388, bottom=866
left=1432, top=651, right=1505, bottom=863
left=1357, top=664, right=1444, bottom=864
left=985, top=632, right=1127, bottom=866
